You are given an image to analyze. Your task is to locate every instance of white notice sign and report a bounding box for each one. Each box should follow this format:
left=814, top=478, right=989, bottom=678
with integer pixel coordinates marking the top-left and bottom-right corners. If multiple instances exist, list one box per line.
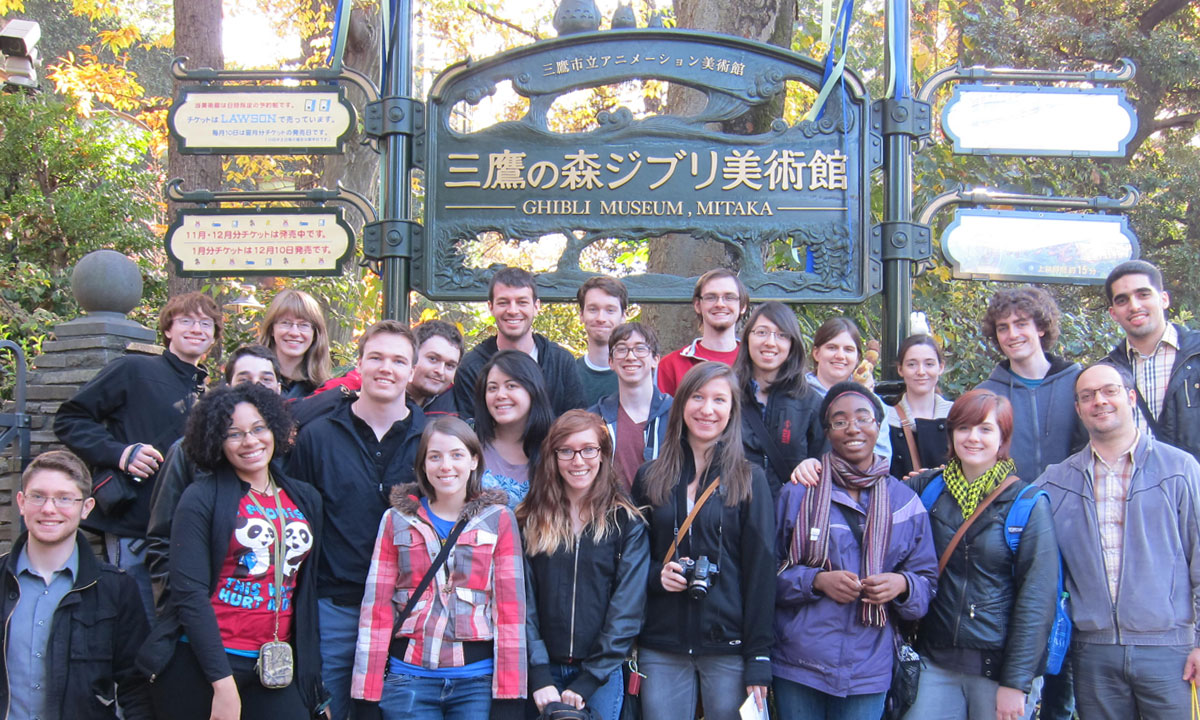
left=942, top=85, right=1136, bottom=157
left=168, top=85, right=356, bottom=155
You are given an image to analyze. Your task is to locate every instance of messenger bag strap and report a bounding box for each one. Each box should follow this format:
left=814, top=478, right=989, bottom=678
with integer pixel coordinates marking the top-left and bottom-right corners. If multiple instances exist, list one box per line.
left=894, top=402, right=923, bottom=471
left=397, top=517, right=468, bottom=628
left=936, top=476, right=1019, bottom=576
left=663, top=479, right=720, bottom=566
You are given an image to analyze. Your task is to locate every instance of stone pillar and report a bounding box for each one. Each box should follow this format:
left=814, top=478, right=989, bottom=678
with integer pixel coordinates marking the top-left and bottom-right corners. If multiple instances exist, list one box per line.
left=0, top=250, right=158, bottom=552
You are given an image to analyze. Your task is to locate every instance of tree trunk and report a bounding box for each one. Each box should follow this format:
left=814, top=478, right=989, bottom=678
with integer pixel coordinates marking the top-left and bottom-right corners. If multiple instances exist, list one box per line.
left=643, top=0, right=794, bottom=352
left=317, top=3, right=381, bottom=348
left=167, top=0, right=223, bottom=298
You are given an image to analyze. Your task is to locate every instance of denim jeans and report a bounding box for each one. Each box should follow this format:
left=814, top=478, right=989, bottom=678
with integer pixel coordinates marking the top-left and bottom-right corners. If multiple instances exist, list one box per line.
left=773, top=676, right=885, bottom=720
left=319, top=597, right=362, bottom=720
left=105, top=534, right=154, bottom=621
left=1072, top=643, right=1192, bottom=720
left=550, top=663, right=624, bottom=720
left=379, top=672, right=492, bottom=720
left=902, top=659, right=1037, bottom=720
left=638, top=647, right=745, bottom=720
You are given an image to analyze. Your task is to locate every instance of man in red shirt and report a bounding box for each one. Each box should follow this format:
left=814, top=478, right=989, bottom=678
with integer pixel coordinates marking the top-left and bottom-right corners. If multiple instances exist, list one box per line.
left=657, top=268, right=748, bottom=395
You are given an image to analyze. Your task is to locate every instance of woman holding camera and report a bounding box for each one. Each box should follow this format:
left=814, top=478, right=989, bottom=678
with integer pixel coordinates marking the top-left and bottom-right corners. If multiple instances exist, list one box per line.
left=519, top=410, right=649, bottom=720
left=774, top=381, right=937, bottom=720
left=902, top=390, right=1057, bottom=720
left=351, top=416, right=527, bottom=719
left=138, top=383, right=326, bottom=719
left=631, top=362, right=775, bottom=720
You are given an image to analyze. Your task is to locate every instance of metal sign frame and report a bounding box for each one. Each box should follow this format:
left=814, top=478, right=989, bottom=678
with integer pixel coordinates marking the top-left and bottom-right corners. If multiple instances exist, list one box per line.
left=166, top=205, right=356, bottom=277
left=168, top=84, right=358, bottom=155
left=417, top=28, right=881, bottom=303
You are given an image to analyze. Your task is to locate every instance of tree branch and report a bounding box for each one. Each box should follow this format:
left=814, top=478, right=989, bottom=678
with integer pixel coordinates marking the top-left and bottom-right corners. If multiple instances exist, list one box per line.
left=1152, top=112, right=1200, bottom=133
left=1138, top=0, right=1189, bottom=35
left=467, top=4, right=541, bottom=40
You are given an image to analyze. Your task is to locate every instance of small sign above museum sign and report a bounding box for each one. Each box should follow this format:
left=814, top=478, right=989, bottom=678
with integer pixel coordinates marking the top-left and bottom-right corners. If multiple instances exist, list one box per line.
left=168, top=85, right=356, bottom=155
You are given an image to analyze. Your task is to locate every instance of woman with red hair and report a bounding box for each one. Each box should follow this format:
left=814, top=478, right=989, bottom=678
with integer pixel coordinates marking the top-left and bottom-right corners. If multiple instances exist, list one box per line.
left=904, top=390, right=1059, bottom=720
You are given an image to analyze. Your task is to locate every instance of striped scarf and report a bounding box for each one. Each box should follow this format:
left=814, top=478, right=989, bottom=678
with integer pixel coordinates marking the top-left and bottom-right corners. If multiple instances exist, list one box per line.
left=793, top=451, right=893, bottom=627
left=943, top=457, right=1016, bottom=519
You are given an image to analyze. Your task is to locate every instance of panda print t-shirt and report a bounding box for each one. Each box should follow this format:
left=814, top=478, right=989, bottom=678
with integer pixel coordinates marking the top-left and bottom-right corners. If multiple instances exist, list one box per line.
left=209, top=487, right=314, bottom=654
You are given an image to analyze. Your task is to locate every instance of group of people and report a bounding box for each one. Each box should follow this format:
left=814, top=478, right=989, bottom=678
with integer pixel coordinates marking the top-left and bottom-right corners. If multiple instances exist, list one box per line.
left=6, top=258, right=1200, bottom=720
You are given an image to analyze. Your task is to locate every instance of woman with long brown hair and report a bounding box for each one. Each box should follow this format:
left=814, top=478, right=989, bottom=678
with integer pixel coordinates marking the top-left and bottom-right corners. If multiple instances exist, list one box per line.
left=518, top=410, right=649, bottom=720
left=632, top=362, right=775, bottom=720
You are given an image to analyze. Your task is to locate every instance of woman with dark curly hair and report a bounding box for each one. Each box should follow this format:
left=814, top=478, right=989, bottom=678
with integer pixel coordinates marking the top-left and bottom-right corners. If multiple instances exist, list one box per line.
left=474, top=350, right=555, bottom=509
left=519, top=410, right=649, bottom=720
left=137, top=383, right=327, bottom=719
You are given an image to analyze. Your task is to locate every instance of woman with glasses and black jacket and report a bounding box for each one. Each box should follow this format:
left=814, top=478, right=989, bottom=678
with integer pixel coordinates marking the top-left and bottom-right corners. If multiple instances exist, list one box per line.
left=631, top=362, right=776, bottom=720
left=733, top=302, right=826, bottom=496
left=518, top=410, right=649, bottom=720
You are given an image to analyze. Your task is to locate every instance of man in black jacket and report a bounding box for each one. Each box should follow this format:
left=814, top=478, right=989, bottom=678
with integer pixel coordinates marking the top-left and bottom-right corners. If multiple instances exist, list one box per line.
left=453, top=266, right=586, bottom=419
left=2, top=450, right=151, bottom=720
left=53, top=291, right=221, bottom=618
left=286, top=320, right=426, bottom=720
left=1104, top=259, right=1200, bottom=463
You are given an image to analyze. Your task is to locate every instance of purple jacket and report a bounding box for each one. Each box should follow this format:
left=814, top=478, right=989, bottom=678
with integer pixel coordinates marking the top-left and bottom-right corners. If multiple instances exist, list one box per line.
left=773, top=478, right=937, bottom=697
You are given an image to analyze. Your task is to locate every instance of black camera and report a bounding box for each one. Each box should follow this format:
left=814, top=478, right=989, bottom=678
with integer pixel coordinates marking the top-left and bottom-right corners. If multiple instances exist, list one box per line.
left=680, top=556, right=719, bottom=600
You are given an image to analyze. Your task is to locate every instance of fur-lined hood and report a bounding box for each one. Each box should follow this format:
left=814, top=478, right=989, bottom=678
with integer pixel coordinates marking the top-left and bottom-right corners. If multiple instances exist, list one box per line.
left=389, top=482, right=509, bottom=521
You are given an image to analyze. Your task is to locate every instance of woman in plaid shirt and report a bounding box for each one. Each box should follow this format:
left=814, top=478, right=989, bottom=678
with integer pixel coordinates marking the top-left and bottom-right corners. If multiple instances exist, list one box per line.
left=351, top=416, right=527, bottom=718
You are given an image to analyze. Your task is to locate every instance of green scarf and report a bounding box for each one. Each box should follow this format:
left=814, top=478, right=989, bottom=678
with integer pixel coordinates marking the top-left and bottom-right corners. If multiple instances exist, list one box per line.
left=943, top=457, right=1016, bottom=519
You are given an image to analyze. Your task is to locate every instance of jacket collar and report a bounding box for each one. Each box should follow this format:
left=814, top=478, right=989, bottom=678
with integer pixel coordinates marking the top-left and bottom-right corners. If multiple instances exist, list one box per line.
left=389, top=482, right=509, bottom=520
left=331, top=395, right=427, bottom=443
left=4, top=531, right=101, bottom=589
left=162, top=348, right=208, bottom=386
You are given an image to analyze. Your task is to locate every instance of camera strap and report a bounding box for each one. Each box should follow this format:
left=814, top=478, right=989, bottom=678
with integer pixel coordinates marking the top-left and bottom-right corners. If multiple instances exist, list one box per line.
left=664, top=478, right=720, bottom=565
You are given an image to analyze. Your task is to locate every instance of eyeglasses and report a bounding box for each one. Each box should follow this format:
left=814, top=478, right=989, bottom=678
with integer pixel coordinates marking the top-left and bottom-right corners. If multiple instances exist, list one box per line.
left=750, top=327, right=790, bottom=342
left=224, top=425, right=272, bottom=444
left=174, top=317, right=215, bottom=330
left=276, top=320, right=314, bottom=333
left=25, top=492, right=85, bottom=508
left=829, top=417, right=879, bottom=431
left=700, top=293, right=740, bottom=305
left=612, top=344, right=652, bottom=359
left=1075, top=384, right=1127, bottom=404
left=555, top=446, right=602, bottom=461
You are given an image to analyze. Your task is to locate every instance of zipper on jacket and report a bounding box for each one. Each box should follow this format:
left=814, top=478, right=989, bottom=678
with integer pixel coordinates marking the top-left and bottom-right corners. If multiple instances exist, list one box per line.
left=951, top=543, right=969, bottom=644
left=568, top=541, right=580, bottom=660
left=1084, top=468, right=1122, bottom=643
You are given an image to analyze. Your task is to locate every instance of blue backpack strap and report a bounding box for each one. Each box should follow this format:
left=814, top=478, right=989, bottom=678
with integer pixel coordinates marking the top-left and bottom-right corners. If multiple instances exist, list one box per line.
left=1003, top=484, right=1045, bottom=554
left=919, top=473, right=945, bottom=511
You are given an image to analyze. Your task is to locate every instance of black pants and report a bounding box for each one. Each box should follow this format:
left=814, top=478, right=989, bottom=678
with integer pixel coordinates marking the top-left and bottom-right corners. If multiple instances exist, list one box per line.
left=150, top=641, right=310, bottom=719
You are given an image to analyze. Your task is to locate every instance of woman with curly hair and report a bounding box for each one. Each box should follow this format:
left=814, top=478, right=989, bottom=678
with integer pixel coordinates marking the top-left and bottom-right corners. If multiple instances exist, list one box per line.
left=519, top=410, right=649, bottom=720
left=137, top=383, right=326, bottom=719
left=475, top=350, right=555, bottom=509
left=257, top=288, right=333, bottom=399
left=351, top=416, right=527, bottom=719
left=632, top=362, right=776, bottom=720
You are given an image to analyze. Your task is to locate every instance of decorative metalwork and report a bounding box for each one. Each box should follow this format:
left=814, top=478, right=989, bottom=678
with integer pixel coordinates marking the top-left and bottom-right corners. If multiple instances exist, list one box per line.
left=418, top=28, right=880, bottom=302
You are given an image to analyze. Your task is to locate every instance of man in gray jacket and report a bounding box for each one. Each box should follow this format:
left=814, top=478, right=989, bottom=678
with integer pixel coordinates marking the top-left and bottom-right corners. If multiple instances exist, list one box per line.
left=1037, top=362, right=1200, bottom=719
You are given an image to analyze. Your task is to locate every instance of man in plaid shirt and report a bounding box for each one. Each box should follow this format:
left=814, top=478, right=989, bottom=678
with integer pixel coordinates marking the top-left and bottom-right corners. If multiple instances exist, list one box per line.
left=1105, top=260, right=1200, bottom=464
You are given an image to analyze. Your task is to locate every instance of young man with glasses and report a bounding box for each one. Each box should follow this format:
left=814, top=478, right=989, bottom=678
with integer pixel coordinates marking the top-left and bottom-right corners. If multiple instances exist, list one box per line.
left=54, top=291, right=221, bottom=620
left=0, top=450, right=151, bottom=719
left=657, top=268, right=749, bottom=396
left=1037, top=362, right=1200, bottom=719
left=589, top=323, right=673, bottom=491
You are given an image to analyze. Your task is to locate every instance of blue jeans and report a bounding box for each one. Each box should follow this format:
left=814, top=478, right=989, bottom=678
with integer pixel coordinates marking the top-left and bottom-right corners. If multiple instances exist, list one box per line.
left=319, top=597, right=361, bottom=720
left=550, top=663, right=624, bottom=720
left=105, top=534, right=154, bottom=621
left=1072, top=643, right=1192, bottom=720
left=638, top=647, right=745, bottom=720
left=773, top=676, right=885, bottom=720
left=902, top=659, right=1036, bottom=720
left=379, top=672, right=492, bottom=720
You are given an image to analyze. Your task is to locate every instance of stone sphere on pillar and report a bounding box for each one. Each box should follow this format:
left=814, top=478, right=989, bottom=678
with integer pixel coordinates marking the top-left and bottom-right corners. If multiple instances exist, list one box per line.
left=71, top=250, right=143, bottom=316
